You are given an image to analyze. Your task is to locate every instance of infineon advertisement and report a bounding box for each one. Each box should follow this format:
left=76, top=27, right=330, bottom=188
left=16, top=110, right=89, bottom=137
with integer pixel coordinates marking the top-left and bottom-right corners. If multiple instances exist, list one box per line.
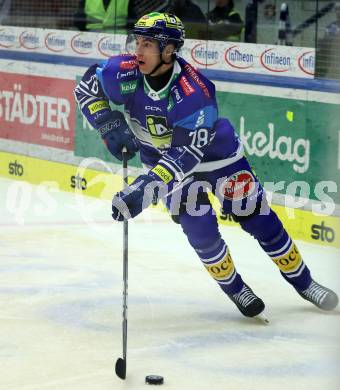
left=0, top=26, right=314, bottom=78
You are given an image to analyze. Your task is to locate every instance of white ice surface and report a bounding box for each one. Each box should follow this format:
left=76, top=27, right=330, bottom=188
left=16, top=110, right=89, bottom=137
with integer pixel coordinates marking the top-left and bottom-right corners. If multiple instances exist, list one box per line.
left=0, top=177, right=339, bottom=390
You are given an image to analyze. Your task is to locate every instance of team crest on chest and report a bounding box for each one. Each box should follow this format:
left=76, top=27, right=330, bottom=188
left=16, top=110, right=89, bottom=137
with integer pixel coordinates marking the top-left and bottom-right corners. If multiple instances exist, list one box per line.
left=146, top=115, right=172, bottom=149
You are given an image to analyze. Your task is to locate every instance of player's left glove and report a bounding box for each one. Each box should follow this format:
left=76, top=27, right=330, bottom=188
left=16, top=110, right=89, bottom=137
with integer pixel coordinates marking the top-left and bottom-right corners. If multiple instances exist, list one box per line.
left=112, top=175, right=162, bottom=221
left=95, top=110, right=139, bottom=161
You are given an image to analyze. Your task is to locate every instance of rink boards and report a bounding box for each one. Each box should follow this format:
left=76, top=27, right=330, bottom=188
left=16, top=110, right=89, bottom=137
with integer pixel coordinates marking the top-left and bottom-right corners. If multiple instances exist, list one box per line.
left=1, top=150, right=339, bottom=249
left=0, top=28, right=339, bottom=249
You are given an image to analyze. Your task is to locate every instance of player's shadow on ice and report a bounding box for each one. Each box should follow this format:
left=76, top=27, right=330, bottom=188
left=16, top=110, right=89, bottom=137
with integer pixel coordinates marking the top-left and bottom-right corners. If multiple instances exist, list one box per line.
left=280, top=304, right=340, bottom=316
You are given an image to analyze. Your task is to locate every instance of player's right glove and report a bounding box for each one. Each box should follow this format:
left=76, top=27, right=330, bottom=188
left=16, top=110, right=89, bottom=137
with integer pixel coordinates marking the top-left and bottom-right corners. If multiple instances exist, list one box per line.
left=111, top=173, right=168, bottom=221
left=111, top=175, right=156, bottom=221
left=95, top=110, right=139, bottom=161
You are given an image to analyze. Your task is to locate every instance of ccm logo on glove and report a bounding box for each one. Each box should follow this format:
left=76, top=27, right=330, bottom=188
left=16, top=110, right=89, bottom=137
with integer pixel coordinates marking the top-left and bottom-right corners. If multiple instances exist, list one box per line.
left=94, top=110, right=139, bottom=161
left=98, top=119, right=121, bottom=137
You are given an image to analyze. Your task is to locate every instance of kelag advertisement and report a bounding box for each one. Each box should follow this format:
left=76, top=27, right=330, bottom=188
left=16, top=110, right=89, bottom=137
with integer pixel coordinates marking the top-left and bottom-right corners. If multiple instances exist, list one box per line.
left=216, top=91, right=340, bottom=204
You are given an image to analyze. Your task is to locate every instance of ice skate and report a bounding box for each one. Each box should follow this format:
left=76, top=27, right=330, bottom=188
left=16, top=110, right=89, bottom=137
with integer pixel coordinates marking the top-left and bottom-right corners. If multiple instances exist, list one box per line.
left=228, top=283, right=266, bottom=319
left=296, top=280, right=338, bottom=311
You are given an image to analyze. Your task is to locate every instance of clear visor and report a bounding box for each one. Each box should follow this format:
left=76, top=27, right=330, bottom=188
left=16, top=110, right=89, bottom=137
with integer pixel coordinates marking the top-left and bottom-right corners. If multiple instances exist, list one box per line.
left=125, top=33, right=161, bottom=56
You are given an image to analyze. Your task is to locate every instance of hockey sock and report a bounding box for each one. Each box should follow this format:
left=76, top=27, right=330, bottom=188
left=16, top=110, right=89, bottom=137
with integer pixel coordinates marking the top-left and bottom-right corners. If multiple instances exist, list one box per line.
left=259, top=229, right=311, bottom=291
left=197, top=238, right=244, bottom=295
left=180, top=212, right=244, bottom=295
left=239, top=209, right=312, bottom=291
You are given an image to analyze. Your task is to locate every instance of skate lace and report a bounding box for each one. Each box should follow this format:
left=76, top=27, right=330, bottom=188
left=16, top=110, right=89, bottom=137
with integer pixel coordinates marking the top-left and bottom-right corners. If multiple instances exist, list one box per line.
left=233, top=286, right=257, bottom=307
left=303, top=281, right=327, bottom=304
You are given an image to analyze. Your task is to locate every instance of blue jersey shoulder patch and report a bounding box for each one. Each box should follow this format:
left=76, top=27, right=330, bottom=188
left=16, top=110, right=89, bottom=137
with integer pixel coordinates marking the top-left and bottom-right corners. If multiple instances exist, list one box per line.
left=177, top=57, right=216, bottom=101
left=169, top=58, right=218, bottom=131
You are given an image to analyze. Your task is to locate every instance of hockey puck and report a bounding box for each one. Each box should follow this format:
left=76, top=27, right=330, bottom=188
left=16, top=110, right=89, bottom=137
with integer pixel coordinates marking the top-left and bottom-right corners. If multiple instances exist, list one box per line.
left=145, top=375, right=164, bottom=385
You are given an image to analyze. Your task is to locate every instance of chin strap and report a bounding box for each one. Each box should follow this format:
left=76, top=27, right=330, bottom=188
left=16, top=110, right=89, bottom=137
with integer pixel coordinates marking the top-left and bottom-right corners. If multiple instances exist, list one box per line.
left=147, top=53, right=176, bottom=76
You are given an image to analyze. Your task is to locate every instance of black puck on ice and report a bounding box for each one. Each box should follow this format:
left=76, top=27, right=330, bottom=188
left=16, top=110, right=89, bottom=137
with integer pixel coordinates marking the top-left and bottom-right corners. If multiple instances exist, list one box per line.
left=145, top=375, right=164, bottom=385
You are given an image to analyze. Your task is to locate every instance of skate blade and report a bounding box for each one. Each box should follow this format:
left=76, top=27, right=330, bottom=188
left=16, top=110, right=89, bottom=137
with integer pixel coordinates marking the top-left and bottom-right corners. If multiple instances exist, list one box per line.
left=254, top=312, right=269, bottom=324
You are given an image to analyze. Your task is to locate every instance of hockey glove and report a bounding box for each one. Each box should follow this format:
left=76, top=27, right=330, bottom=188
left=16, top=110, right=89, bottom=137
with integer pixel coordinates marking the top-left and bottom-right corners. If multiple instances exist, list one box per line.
left=95, top=110, right=138, bottom=161
left=112, top=175, right=163, bottom=221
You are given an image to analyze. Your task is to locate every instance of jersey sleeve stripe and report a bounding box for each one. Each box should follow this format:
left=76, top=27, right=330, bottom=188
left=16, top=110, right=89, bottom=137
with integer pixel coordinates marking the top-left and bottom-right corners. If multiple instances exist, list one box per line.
left=162, top=154, right=185, bottom=175
left=96, top=65, right=110, bottom=99
left=159, top=159, right=184, bottom=181
left=184, top=145, right=203, bottom=160
left=183, top=146, right=201, bottom=162
left=79, top=96, right=99, bottom=109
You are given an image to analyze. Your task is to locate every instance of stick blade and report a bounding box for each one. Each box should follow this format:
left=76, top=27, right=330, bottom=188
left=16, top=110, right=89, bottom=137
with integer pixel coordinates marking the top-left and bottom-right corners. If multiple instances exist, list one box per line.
left=115, top=358, right=126, bottom=379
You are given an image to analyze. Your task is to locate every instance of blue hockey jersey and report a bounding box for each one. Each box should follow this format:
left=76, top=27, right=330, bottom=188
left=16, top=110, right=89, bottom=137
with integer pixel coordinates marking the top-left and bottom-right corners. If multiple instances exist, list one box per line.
left=75, top=54, right=242, bottom=186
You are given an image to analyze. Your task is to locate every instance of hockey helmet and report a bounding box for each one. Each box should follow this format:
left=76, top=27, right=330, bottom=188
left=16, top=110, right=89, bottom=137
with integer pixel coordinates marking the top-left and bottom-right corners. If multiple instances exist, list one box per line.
left=132, top=12, right=185, bottom=52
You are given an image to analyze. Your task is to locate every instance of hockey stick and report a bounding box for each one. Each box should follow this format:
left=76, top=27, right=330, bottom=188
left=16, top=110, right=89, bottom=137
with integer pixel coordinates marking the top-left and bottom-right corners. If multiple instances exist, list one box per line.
left=115, top=147, right=129, bottom=380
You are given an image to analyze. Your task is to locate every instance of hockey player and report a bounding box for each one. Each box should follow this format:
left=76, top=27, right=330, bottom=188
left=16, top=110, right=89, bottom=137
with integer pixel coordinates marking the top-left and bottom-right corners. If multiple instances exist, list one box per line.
left=74, top=12, right=338, bottom=318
